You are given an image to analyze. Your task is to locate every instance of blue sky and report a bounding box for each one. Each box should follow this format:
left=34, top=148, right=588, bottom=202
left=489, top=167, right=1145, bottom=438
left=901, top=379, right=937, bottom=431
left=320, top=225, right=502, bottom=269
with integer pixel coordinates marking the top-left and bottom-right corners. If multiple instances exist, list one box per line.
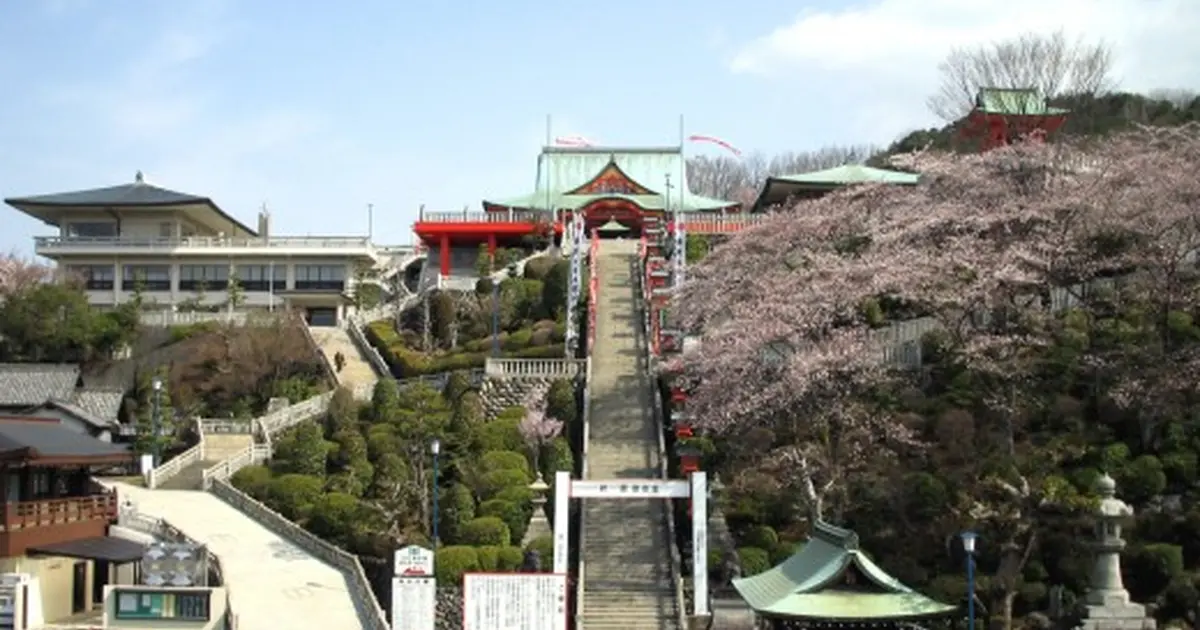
left=2, top=0, right=1197, bottom=255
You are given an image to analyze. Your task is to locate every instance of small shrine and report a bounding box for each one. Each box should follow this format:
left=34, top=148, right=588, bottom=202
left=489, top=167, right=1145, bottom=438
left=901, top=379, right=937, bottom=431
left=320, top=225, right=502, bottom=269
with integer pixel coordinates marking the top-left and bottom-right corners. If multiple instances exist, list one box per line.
left=733, top=521, right=956, bottom=629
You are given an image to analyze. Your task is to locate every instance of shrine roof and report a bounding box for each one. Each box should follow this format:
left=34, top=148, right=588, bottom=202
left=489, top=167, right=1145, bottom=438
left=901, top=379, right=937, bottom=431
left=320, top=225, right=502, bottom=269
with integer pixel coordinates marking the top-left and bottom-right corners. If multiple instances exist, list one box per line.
left=484, top=146, right=735, bottom=212
left=732, top=521, right=956, bottom=620
left=752, top=165, right=919, bottom=211
left=974, top=87, right=1070, bottom=116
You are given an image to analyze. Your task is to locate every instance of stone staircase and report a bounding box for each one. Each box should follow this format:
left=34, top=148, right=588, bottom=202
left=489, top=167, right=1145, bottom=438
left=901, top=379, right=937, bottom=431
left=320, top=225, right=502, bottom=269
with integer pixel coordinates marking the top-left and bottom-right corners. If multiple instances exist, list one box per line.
left=309, top=325, right=379, bottom=390
left=157, top=433, right=254, bottom=490
left=580, top=239, right=679, bottom=630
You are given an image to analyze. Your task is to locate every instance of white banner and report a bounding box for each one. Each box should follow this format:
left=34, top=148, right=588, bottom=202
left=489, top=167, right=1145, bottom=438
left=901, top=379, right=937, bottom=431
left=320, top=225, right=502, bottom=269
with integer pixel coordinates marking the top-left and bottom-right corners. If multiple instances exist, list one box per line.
left=462, top=573, right=568, bottom=630
left=569, top=479, right=690, bottom=499
left=692, top=471, right=710, bottom=618
left=553, top=471, right=570, bottom=574
left=391, top=576, right=436, bottom=630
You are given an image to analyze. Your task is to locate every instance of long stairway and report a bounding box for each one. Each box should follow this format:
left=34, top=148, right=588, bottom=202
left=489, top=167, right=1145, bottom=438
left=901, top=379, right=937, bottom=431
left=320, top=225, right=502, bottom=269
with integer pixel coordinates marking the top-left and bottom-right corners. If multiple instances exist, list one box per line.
left=310, top=325, right=379, bottom=390
left=158, top=433, right=254, bottom=490
left=580, top=239, right=679, bottom=630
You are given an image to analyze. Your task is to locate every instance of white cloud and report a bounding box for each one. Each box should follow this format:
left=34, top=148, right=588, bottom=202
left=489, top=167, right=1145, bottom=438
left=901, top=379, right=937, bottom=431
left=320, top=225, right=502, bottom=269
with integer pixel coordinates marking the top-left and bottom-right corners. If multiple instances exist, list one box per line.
left=728, top=0, right=1200, bottom=134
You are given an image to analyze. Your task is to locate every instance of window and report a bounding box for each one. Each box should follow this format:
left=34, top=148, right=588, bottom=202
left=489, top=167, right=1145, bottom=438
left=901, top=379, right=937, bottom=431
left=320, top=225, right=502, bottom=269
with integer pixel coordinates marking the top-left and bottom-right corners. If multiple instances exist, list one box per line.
left=67, top=265, right=116, bottom=291
left=122, top=265, right=170, bottom=291
left=158, top=222, right=174, bottom=238
left=65, top=222, right=117, bottom=238
left=178, top=265, right=229, bottom=291
left=294, top=264, right=345, bottom=291
left=236, top=264, right=287, bottom=292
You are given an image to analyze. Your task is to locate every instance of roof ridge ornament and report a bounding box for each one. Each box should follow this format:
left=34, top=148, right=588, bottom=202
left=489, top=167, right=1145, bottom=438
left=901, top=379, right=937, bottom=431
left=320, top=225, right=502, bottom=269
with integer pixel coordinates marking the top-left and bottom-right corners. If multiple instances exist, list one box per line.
left=134, top=170, right=145, bottom=184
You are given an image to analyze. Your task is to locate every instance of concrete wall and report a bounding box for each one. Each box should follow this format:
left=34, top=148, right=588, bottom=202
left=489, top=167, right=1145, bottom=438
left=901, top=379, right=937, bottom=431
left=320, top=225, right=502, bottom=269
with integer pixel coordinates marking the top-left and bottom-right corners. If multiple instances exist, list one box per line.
left=0, top=554, right=94, bottom=623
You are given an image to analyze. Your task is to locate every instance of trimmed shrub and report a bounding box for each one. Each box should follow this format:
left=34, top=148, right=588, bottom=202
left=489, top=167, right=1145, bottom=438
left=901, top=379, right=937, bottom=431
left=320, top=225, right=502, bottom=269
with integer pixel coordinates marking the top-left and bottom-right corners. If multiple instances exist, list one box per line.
left=230, top=465, right=272, bottom=500
left=480, top=469, right=532, bottom=500
left=523, top=256, right=557, bottom=281
left=742, top=525, right=779, bottom=552
left=476, top=545, right=502, bottom=571
left=440, top=483, right=477, bottom=544
left=495, top=485, right=534, bottom=507
left=497, top=546, right=525, bottom=571
left=540, top=437, right=575, bottom=480
left=481, top=450, right=531, bottom=474
left=480, top=499, right=529, bottom=546
left=737, top=547, right=771, bottom=576
left=460, top=516, right=512, bottom=546
left=526, top=534, right=554, bottom=569
left=434, top=546, right=480, bottom=586
left=473, top=417, right=525, bottom=453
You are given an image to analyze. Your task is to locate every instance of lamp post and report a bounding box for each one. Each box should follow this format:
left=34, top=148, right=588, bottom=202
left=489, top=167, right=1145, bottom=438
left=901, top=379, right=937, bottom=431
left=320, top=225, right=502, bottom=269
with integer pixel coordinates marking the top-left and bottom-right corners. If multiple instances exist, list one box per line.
left=431, top=439, right=441, bottom=547
left=491, top=274, right=500, bottom=357
left=151, top=377, right=163, bottom=468
left=961, top=531, right=978, bottom=630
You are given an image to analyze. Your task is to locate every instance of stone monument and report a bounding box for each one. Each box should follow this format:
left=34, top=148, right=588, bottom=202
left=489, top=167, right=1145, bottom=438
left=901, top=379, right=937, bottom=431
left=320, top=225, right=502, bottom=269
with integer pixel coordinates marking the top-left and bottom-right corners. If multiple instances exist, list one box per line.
left=1080, top=473, right=1155, bottom=630
left=521, top=473, right=552, bottom=547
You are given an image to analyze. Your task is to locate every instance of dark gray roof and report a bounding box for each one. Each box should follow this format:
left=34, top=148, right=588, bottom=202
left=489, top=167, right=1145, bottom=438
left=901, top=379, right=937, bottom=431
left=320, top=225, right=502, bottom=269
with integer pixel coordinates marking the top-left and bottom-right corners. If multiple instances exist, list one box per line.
left=0, top=419, right=132, bottom=460
left=5, top=171, right=208, bottom=207
left=71, top=389, right=125, bottom=423
left=36, top=399, right=112, bottom=430
left=30, top=536, right=147, bottom=563
left=0, top=364, right=80, bottom=407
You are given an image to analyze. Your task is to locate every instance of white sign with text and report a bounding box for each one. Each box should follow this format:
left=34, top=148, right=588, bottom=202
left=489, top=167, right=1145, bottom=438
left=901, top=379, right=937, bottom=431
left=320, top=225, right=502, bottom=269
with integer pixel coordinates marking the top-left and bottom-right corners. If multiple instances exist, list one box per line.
left=394, top=545, right=435, bottom=576
left=391, top=576, right=436, bottom=630
left=462, top=573, right=568, bottom=630
left=569, top=479, right=690, bottom=499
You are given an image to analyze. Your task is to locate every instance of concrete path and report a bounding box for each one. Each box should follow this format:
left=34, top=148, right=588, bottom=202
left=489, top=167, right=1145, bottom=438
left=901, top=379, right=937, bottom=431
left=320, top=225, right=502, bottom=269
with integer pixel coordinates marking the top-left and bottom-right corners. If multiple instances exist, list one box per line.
left=581, top=239, right=679, bottom=630
left=114, top=483, right=365, bottom=630
left=310, top=325, right=379, bottom=391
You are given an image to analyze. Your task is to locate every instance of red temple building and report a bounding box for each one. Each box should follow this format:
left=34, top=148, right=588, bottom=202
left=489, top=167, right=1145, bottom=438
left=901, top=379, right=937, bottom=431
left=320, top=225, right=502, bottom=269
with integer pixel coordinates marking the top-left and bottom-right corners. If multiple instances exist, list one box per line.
left=413, top=145, right=738, bottom=276
left=959, top=87, right=1070, bottom=152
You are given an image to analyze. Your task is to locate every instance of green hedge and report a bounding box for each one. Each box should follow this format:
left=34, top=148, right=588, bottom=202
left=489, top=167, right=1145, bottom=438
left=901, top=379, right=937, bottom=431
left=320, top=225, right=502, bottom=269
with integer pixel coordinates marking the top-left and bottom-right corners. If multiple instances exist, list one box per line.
left=435, top=546, right=479, bottom=586
left=738, top=547, right=771, bottom=576
left=460, top=516, right=512, bottom=546
left=479, top=499, right=530, bottom=545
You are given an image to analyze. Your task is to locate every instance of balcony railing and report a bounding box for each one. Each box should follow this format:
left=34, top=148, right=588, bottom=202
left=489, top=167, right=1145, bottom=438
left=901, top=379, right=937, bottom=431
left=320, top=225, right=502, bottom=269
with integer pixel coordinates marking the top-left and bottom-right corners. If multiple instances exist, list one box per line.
left=417, top=210, right=551, bottom=223
left=1, top=493, right=117, bottom=530
left=34, top=235, right=374, bottom=250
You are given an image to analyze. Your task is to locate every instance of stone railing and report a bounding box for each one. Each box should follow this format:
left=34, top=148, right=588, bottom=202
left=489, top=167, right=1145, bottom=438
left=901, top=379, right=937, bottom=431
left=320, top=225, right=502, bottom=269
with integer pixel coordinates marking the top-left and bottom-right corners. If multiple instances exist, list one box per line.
left=418, top=208, right=547, bottom=223
left=201, top=445, right=272, bottom=488
left=146, top=438, right=205, bottom=489
left=484, top=357, right=587, bottom=379
left=346, top=317, right=392, bottom=378
left=299, top=322, right=340, bottom=384
left=210, top=479, right=389, bottom=630
left=665, top=215, right=770, bottom=235
left=139, top=310, right=284, bottom=327
left=36, top=234, right=373, bottom=250
left=197, top=419, right=255, bottom=435
left=257, top=392, right=334, bottom=435
left=634, top=246, right=688, bottom=629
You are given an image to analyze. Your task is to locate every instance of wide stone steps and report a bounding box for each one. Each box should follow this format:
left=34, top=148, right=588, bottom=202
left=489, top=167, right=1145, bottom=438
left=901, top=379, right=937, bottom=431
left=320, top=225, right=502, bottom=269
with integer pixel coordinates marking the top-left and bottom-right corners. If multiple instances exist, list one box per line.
left=581, top=240, right=679, bottom=630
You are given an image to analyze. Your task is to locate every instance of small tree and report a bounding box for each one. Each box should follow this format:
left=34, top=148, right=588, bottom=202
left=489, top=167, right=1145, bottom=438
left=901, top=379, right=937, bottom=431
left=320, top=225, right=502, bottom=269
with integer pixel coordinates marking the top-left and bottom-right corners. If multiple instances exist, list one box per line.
left=133, top=368, right=175, bottom=461
left=225, top=273, right=245, bottom=313
left=517, top=388, right=563, bottom=477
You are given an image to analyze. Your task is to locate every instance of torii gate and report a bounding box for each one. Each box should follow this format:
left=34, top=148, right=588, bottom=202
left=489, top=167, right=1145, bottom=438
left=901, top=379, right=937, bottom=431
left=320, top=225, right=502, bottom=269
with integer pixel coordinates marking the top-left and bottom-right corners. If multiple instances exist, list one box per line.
left=552, top=470, right=710, bottom=625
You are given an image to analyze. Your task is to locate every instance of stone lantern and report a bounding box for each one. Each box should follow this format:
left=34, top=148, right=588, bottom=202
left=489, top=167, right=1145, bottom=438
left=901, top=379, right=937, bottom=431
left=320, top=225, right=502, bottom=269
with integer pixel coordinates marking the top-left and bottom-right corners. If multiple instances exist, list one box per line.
left=1080, top=473, right=1155, bottom=630
left=521, top=473, right=552, bottom=547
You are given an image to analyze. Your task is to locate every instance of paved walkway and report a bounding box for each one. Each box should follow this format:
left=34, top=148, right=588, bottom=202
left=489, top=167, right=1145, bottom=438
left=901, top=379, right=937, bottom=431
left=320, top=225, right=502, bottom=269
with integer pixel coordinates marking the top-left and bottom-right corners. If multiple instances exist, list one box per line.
left=114, top=483, right=365, bottom=630
left=310, top=325, right=379, bottom=391
left=581, top=239, right=679, bottom=629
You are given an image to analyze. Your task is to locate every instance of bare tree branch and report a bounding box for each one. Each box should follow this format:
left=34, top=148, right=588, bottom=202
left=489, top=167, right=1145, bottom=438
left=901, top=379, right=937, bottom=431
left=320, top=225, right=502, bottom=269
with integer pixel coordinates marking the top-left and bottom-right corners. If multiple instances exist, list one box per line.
left=928, top=30, right=1115, bottom=122
left=687, top=145, right=880, bottom=201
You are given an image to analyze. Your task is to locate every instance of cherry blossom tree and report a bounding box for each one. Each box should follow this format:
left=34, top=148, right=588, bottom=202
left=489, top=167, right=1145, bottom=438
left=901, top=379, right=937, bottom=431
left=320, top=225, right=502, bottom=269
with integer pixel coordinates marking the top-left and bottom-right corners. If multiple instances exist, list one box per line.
left=518, top=388, right=563, bottom=477
left=0, top=253, right=52, bottom=299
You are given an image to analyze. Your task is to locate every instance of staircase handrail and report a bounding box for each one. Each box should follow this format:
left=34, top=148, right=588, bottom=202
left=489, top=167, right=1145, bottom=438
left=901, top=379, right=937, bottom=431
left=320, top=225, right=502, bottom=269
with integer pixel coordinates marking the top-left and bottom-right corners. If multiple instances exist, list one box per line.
left=345, top=315, right=392, bottom=378
left=201, top=444, right=272, bottom=488
left=146, top=434, right=206, bottom=489
left=577, top=354, right=592, bottom=619
left=209, top=478, right=390, bottom=630
left=484, top=357, right=587, bottom=379
left=196, top=419, right=255, bottom=435
left=300, top=323, right=340, bottom=384
left=636, top=239, right=688, bottom=630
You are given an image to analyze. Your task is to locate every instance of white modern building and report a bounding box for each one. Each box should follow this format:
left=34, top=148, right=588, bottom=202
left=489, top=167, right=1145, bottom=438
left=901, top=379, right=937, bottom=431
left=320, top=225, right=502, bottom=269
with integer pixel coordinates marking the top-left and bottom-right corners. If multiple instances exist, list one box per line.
left=5, top=172, right=421, bottom=326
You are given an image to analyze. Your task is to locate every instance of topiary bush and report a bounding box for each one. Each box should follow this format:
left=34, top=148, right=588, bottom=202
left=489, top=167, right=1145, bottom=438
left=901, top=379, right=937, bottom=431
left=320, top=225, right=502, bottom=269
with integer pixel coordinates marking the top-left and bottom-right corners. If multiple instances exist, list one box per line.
left=439, top=483, right=477, bottom=544
left=479, top=469, right=532, bottom=500
left=737, top=547, right=771, bottom=576
left=230, top=465, right=273, bottom=500
left=742, top=525, right=779, bottom=550
left=435, top=546, right=480, bottom=586
left=460, top=516, right=512, bottom=546
left=481, top=450, right=531, bottom=474
left=479, top=499, right=530, bottom=546
left=476, top=545, right=502, bottom=571
left=497, top=546, right=525, bottom=570
left=472, top=416, right=525, bottom=453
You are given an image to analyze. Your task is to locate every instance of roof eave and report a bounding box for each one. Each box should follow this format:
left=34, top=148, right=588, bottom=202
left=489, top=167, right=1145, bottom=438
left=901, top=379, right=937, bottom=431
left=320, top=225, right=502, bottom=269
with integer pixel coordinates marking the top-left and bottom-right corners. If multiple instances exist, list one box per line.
left=4, top=197, right=259, bottom=237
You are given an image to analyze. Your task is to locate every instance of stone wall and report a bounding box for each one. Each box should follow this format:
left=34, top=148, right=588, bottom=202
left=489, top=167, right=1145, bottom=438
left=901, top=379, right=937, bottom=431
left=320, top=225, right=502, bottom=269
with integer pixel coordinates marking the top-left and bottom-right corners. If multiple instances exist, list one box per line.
left=480, top=376, right=556, bottom=419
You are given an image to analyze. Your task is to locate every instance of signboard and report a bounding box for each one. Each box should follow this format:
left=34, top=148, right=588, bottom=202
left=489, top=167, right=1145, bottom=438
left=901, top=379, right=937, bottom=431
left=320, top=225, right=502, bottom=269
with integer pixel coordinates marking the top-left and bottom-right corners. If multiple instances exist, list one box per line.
left=391, top=577, right=436, bottom=630
left=568, top=479, right=690, bottom=499
left=553, top=472, right=570, bottom=574
left=691, top=471, right=710, bottom=617
left=394, top=545, right=435, bottom=577
left=462, top=573, right=568, bottom=630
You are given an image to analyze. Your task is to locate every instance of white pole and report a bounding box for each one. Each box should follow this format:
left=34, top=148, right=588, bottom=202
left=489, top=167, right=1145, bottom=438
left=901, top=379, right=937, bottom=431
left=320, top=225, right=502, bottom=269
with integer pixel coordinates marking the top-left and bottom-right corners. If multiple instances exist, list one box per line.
left=553, top=471, right=571, bottom=574
left=691, top=471, right=710, bottom=618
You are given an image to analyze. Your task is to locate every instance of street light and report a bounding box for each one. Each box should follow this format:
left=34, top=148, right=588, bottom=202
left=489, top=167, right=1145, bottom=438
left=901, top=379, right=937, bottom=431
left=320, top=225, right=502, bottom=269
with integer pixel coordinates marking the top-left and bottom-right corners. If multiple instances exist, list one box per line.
left=431, top=439, right=441, bottom=547
left=961, top=531, right=978, bottom=630
left=151, top=377, right=163, bottom=468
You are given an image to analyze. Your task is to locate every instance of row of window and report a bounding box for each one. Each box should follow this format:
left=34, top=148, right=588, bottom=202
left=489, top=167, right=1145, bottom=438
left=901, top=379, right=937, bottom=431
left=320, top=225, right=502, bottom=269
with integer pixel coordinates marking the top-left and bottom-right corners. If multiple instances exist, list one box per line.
left=69, top=264, right=344, bottom=292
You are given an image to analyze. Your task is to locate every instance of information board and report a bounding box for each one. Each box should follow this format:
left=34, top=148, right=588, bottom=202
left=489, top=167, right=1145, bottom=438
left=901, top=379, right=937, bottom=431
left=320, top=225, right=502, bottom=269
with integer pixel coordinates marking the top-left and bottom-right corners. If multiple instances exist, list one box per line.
left=391, top=577, right=436, bottom=630
left=394, top=545, right=435, bottom=576
left=462, top=573, right=568, bottom=630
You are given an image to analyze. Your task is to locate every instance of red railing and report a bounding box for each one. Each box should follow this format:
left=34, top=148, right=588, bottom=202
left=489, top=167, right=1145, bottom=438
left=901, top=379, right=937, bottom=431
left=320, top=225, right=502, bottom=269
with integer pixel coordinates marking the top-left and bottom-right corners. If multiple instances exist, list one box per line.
left=586, top=229, right=599, bottom=354
left=1, top=493, right=118, bottom=530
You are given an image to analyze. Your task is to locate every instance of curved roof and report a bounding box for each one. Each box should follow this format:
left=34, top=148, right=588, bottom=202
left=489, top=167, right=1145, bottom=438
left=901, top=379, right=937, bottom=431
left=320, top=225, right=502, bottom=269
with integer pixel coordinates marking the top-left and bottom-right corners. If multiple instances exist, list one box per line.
left=732, top=521, right=956, bottom=621
left=486, top=146, right=735, bottom=213
left=752, top=165, right=920, bottom=212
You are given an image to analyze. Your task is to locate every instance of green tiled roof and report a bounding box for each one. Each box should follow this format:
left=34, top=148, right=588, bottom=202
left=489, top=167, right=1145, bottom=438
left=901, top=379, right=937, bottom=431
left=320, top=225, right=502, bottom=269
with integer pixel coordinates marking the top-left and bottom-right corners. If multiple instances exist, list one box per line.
left=772, top=165, right=920, bottom=187
left=732, top=521, right=956, bottom=620
left=975, top=87, right=1070, bottom=116
left=485, top=146, right=735, bottom=212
